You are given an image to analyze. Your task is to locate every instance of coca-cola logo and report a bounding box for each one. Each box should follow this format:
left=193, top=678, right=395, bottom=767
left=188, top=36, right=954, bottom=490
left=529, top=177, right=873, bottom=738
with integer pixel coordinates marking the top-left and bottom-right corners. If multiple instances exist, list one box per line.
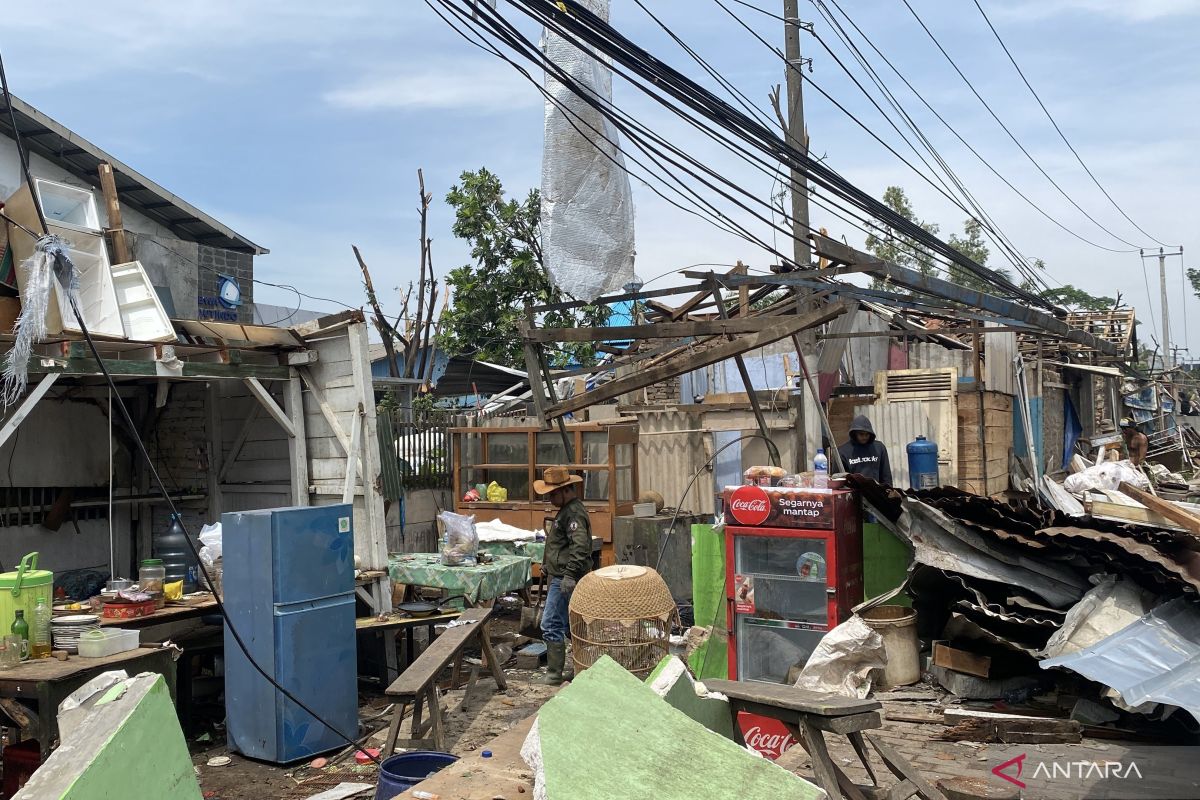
left=729, top=485, right=770, bottom=526
left=738, top=713, right=798, bottom=760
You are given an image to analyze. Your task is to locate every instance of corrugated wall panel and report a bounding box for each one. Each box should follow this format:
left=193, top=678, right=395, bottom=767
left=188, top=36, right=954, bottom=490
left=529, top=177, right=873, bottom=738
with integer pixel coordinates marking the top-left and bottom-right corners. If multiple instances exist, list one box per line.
left=872, top=368, right=959, bottom=490
left=634, top=409, right=714, bottom=515
left=984, top=323, right=1017, bottom=395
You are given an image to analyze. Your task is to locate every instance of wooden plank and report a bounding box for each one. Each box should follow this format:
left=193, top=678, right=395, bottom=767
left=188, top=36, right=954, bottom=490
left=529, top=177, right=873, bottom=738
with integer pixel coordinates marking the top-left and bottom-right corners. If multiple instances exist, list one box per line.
left=97, top=162, right=131, bottom=264
left=0, top=374, right=58, bottom=449
left=285, top=370, right=310, bottom=507
left=343, top=404, right=363, bottom=504
left=525, top=317, right=789, bottom=343
left=545, top=302, right=849, bottom=419
left=347, top=320, right=389, bottom=573
left=1119, top=482, right=1200, bottom=534
left=207, top=383, right=224, bottom=520
left=704, top=678, right=880, bottom=716
left=932, top=643, right=990, bottom=678
left=385, top=607, right=495, bottom=698
left=940, top=709, right=1082, bottom=744
left=217, top=402, right=261, bottom=484
left=1085, top=500, right=1182, bottom=530
left=865, top=734, right=950, bottom=800
left=298, top=366, right=353, bottom=455
left=27, top=358, right=291, bottom=380
left=243, top=377, right=295, bottom=437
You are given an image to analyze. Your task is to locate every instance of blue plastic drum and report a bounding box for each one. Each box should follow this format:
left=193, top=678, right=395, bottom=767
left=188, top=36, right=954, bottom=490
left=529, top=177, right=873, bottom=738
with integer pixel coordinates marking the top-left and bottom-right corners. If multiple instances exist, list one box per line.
left=375, top=751, right=459, bottom=800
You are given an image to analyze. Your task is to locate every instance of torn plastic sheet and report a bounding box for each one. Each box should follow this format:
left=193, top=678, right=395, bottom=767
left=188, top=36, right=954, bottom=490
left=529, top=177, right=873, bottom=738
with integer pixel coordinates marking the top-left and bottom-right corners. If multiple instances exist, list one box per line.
left=1042, top=597, right=1200, bottom=720
left=1040, top=575, right=1158, bottom=660
left=540, top=0, right=635, bottom=302
left=897, top=497, right=1086, bottom=608
left=793, top=615, right=886, bottom=699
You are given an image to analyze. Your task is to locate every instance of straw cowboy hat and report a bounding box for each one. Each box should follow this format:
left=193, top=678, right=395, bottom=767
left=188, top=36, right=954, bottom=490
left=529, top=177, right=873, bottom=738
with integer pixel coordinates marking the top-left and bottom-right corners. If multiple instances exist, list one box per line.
left=534, top=466, right=584, bottom=496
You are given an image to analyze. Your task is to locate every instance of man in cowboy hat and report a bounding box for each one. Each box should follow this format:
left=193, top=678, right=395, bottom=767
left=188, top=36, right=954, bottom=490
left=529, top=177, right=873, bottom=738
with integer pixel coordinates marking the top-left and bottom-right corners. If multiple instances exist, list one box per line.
left=534, top=465, right=593, bottom=685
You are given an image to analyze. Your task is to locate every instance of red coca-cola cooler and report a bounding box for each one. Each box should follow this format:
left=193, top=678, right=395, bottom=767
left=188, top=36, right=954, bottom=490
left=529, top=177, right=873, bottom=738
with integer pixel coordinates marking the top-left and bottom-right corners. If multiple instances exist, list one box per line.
left=722, top=484, right=863, bottom=686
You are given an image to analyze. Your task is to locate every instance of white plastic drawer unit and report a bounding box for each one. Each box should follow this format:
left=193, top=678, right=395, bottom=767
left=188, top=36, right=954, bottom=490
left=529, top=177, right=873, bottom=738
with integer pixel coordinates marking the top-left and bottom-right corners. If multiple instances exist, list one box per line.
left=33, top=178, right=101, bottom=231
left=110, top=261, right=176, bottom=342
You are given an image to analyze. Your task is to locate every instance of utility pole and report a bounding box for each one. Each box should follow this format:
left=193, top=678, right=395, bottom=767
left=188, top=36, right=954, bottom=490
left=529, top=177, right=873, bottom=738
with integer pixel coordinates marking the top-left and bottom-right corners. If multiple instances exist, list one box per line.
left=783, top=0, right=810, bottom=272
left=1160, top=248, right=1171, bottom=371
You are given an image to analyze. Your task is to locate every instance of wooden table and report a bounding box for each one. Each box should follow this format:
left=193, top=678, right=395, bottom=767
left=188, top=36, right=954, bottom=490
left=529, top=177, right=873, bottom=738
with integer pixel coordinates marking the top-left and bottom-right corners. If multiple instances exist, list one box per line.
left=0, top=646, right=176, bottom=758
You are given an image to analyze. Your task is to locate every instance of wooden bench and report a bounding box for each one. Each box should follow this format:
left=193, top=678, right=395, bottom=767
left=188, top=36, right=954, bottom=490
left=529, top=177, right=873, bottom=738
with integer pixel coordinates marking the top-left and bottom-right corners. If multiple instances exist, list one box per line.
left=382, top=606, right=508, bottom=755
left=704, top=680, right=947, bottom=800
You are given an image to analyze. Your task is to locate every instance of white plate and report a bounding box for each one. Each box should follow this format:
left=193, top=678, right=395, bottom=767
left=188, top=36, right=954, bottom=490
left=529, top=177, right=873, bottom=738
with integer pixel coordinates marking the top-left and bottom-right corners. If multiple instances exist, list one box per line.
left=53, top=614, right=99, bottom=625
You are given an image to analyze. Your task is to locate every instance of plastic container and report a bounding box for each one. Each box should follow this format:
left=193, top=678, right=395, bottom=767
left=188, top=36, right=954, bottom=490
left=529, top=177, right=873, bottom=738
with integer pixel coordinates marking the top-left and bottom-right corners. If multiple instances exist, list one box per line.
left=860, top=605, right=920, bottom=688
left=31, top=597, right=52, bottom=659
left=77, top=628, right=140, bottom=658
left=813, top=449, right=829, bottom=489
left=0, top=553, right=54, bottom=641
left=140, top=558, right=166, bottom=609
left=155, top=514, right=199, bottom=594
left=906, top=435, right=940, bottom=490
left=375, top=751, right=459, bottom=800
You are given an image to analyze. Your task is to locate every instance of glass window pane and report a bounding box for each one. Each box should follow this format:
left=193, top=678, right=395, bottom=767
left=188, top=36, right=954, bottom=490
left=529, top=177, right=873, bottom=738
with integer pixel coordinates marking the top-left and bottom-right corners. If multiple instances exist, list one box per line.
left=536, top=432, right=568, bottom=466
left=615, top=466, right=633, bottom=502
left=487, top=433, right=528, bottom=465
left=583, top=469, right=610, bottom=501
left=735, top=535, right=828, bottom=625
left=614, top=443, right=634, bottom=469
left=735, top=620, right=824, bottom=684
left=582, top=432, right=608, bottom=465
left=482, top=469, right=529, bottom=502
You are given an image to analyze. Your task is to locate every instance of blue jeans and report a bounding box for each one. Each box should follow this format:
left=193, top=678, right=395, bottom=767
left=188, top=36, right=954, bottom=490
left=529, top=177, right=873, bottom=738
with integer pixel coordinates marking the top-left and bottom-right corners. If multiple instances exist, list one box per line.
left=541, top=576, right=571, bottom=643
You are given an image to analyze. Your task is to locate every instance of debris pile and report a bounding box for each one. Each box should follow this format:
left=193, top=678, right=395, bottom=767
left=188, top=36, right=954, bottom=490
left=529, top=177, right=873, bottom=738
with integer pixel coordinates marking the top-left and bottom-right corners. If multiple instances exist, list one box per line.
left=850, top=474, right=1200, bottom=731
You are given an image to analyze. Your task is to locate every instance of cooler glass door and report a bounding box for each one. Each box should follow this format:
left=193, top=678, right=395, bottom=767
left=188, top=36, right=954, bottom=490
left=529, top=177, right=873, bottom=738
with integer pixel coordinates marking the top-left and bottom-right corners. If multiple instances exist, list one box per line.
left=733, top=532, right=829, bottom=684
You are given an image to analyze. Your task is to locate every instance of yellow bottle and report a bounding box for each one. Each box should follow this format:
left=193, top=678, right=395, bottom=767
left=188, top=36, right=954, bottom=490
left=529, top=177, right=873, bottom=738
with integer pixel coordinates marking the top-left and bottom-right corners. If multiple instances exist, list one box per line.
left=31, top=597, right=52, bottom=659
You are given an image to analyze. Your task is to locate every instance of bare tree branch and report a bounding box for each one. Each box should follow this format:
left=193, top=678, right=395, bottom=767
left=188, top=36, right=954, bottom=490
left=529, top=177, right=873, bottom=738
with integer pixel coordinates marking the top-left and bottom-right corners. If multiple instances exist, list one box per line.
left=354, top=244, right=401, bottom=378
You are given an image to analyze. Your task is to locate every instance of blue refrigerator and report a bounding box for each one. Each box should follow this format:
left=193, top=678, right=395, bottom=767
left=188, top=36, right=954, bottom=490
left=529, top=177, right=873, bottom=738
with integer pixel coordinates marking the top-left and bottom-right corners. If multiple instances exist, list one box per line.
left=222, top=504, right=358, bottom=763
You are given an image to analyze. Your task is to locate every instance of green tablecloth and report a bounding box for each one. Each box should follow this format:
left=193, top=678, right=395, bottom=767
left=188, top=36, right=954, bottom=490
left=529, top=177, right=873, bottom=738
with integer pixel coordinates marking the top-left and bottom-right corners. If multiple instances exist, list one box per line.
left=387, top=552, right=532, bottom=603
left=478, top=540, right=545, bottom=562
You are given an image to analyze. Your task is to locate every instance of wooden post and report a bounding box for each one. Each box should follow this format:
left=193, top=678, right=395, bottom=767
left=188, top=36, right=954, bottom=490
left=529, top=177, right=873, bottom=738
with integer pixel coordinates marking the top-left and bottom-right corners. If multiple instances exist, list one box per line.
left=285, top=369, right=310, bottom=506
left=973, top=333, right=988, bottom=494
left=97, top=162, right=131, bottom=264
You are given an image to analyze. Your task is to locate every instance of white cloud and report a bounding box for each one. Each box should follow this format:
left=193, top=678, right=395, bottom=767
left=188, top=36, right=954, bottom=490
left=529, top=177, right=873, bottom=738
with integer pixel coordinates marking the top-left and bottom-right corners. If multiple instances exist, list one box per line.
left=994, top=0, right=1200, bottom=22
left=325, top=63, right=543, bottom=112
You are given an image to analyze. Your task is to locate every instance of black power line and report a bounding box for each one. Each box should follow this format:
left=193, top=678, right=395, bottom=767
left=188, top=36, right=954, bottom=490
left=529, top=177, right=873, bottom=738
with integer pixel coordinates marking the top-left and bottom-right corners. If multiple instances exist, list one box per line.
left=971, top=0, right=1170, bottom=248
left=443, top=0, right=1051, bottom=308
left=898, top=0, right=1147, bottom=253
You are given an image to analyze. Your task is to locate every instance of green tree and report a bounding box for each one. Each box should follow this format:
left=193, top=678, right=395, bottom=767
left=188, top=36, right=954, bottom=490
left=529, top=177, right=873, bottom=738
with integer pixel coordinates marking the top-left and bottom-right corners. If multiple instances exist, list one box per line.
left=1021, top=259, right=1116, bottom=311
left=1187, top=268, right=1200, bottom=302
left=441, top=168, right=610, bottom=368
left=863, top=186, right=939, bottom=290
left=947, top=218, right=1016, bottom=290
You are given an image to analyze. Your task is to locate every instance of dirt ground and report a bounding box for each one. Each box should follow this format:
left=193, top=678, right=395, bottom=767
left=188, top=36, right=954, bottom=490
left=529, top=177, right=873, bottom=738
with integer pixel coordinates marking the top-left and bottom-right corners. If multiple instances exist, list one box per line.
left=192, top=615, right=557, bottom=800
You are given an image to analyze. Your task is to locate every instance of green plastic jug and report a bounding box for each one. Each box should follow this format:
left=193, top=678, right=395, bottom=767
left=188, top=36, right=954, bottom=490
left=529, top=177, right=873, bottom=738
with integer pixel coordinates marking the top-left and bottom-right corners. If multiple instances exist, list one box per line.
left=0, top=553, right=54, bottom=636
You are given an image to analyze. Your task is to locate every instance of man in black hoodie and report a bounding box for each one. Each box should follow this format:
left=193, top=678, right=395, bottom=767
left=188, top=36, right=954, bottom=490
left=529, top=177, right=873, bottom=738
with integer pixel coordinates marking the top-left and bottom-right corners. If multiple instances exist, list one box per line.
left=838, top=415, right=893, bottom=486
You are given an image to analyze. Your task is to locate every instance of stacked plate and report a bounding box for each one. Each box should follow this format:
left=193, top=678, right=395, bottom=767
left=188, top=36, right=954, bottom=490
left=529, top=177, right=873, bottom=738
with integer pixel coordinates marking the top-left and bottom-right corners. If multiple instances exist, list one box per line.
left=52, top=614, right=100, bottom=653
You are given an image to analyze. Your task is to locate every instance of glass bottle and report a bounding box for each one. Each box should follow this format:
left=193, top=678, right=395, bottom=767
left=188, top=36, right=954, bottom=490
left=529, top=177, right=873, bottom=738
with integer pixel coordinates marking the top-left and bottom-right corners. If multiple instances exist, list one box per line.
left=11, top=610, right=29, bottom=661
left=31, top=597, right=52, bottom=659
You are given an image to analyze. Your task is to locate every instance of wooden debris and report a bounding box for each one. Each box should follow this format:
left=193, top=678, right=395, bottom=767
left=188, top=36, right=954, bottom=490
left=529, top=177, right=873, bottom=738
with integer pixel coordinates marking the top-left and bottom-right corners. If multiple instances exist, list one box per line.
left=1086, top=500, right=1184, bottom=530
left=936, top=776, right=1018, bottom=800
left=939, top=709, right=1081, bottom=744
left=932, top=643, right=991, bottom=679
left=1119, top=482, right=1200, bottom=534
left=883, top=709, right=944, bottom=725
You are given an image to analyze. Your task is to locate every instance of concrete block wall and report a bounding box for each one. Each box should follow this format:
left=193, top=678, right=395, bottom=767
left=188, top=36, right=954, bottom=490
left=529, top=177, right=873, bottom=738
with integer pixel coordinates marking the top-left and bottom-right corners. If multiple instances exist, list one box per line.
left=197, top=244, right=255, bottom=324
left=148, top=383, right=211, bottom=540
left=642, top=375, right=682, bottom=404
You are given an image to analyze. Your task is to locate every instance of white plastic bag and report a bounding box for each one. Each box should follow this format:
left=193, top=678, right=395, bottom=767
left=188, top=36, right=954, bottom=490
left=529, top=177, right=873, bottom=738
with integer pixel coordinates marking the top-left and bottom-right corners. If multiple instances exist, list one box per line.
left=438, top=511, right=478, bottom=566
left=1063, top=459, right=1150, bottom=497
left=793, top=615, right=887, bottom=699
left=198, top=522, right=222, bottom=568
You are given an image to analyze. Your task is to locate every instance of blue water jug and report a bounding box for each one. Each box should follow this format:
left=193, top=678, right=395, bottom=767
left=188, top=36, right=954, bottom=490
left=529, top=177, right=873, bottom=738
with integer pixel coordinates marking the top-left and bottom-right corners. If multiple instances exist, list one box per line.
left=906, top=435, right=940, bottom=490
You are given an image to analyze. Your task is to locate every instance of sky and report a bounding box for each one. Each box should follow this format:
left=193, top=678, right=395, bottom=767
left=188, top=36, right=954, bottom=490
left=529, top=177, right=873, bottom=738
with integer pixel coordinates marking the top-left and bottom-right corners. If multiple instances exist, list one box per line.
left=4, top=0, right=1199, bottom=357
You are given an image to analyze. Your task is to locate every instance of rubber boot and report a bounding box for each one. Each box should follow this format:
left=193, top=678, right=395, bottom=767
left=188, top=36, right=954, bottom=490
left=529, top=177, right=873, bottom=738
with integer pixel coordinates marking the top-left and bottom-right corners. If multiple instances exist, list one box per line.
left=537, top=641, right=566, bottom=685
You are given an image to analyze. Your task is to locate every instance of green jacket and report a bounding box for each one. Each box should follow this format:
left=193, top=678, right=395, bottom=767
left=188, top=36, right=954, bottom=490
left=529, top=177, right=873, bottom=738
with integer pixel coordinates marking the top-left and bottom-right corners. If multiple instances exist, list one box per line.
left=543, top=497, right=592, bottom=580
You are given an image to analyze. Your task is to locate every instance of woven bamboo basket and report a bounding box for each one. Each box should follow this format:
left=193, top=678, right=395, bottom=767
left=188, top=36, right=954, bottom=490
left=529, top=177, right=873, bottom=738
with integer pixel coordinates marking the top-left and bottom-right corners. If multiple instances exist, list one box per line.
left=568, top=565, right=677, bottom=678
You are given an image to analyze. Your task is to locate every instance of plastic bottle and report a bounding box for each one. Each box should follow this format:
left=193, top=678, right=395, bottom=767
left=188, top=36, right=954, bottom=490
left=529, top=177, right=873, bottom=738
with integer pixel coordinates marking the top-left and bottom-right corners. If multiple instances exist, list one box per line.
left=11, top=610, right=29, bottom=661
left=813, top=448, right=829, bottom=489
left=155, top=513, right=199, bottom=594
left=31, top=597, right=52, bottom=659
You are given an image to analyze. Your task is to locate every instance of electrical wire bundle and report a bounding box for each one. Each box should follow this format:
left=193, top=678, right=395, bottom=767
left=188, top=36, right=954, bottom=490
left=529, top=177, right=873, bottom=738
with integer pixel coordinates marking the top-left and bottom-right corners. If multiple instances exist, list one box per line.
left=426, top=0, right=1056, bottom=311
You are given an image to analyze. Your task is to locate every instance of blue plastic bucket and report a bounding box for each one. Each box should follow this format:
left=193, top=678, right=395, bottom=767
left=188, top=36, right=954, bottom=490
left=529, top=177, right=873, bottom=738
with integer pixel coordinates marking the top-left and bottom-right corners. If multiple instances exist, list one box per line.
left=375, top=751, right=458, bottom=799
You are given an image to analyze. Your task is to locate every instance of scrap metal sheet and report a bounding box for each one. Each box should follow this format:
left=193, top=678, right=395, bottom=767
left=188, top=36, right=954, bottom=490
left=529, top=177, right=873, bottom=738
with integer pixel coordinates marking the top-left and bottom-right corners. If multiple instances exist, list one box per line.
left=1042, top=597, right=1200, bottom=720
left=898, top=498, right=1087, bottom=608
left=1037, top=526, right=1200, bottom=595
